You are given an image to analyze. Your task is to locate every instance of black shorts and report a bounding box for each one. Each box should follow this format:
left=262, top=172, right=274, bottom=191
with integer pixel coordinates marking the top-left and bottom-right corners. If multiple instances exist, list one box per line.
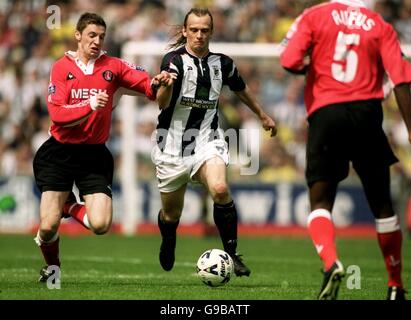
left=33, top=136, right=114, bottom=198
left=306, top=100, right=398, bottom=186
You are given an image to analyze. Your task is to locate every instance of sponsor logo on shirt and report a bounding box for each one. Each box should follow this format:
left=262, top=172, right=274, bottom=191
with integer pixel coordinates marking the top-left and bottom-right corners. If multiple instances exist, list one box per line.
left=71, top=88, right=107, bottom=99
left=66, top=72, right=75, bottom=80
left=180, top=96, right=216, bottom=109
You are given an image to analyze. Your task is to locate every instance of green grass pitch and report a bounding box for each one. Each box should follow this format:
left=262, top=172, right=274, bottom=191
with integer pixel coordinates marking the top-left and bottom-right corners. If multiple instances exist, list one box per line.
left=0, top=234, right=409, bottom=300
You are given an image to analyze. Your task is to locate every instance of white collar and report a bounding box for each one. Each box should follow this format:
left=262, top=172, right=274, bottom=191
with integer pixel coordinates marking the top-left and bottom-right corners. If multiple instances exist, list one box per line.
left=65, top=50, right=106, bottom=75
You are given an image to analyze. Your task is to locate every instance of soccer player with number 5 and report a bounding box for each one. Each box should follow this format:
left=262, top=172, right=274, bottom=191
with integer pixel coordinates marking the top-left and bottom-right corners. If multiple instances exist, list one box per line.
left=281, top=0, right=411, bottom=300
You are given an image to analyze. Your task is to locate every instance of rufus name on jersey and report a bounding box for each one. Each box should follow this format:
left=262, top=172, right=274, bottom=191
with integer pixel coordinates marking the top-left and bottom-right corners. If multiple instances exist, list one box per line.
left=331, top=8, right=375, bottom=31
left=71, top=88, right=107, bottom=100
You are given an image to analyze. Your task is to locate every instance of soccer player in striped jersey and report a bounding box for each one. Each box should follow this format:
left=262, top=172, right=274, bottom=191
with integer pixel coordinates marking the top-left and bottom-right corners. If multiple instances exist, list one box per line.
left=33, top=12, right=174, bottom=282
left=281, top=0, right=411, bottom=300
left=153, top=8, right=277, bottom=277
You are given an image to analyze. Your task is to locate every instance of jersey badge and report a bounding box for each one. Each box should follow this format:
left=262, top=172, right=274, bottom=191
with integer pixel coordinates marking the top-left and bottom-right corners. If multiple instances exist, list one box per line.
left=103, top=70, right=114, bottom=82
left=48, top=84, right=56, bottom=94
left=212, top=65, right=221, bottom=80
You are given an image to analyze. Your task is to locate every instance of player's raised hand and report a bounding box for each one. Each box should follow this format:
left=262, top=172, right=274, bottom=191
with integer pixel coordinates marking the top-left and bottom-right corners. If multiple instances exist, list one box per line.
left=153, top=71, right=177, bottom=88
left=90, top=92, right=109, bottom=110
left=260, top=113, right=277, bottom=137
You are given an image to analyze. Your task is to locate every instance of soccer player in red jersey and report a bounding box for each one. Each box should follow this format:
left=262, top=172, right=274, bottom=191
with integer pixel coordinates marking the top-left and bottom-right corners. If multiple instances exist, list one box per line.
left=33, top=12, right=174, bottom=282
left=281, top=0, right=411, bottom=300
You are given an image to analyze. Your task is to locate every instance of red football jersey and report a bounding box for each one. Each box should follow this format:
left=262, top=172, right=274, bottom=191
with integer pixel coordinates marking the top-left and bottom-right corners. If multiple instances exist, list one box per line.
left=47, top=51, right=156, bottom=144
left=280, top=0, right=411, bottom=116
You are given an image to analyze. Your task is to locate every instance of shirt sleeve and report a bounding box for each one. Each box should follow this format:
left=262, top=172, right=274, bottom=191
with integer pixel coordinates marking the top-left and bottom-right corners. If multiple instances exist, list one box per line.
left=47, top=63, right=94, bottom=127
left=117, top=59, right=156, bottom=100
left=280, top=11, right=313, bottom=72
left=160, top=52, right=181, bottom=76
left=380, top=22, right=411, bottom=86
left=222, top=55, right=246, bottom=92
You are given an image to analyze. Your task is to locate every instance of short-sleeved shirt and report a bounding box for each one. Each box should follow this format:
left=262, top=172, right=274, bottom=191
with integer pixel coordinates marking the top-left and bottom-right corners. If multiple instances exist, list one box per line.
left=156, top=46, right=246, bottom=157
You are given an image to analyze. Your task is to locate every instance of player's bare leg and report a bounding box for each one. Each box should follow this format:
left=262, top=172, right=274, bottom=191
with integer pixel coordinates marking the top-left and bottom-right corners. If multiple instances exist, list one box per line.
left=196, top=156, right=251, bottom=277
left=83, top=193, right=112, bottom=235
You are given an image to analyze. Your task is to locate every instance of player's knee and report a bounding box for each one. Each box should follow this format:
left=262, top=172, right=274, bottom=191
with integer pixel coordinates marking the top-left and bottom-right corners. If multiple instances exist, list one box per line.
left=209, top=183, right=230, bottom=203
left=161, top=210, right=181, bottom=223
left=39, top=224, right=59, bottom=240
left=40, top=217, right=59, bottom=232
left=92, top=225, right=110, bottom=235
left=90, top=221, right=111, bottom=235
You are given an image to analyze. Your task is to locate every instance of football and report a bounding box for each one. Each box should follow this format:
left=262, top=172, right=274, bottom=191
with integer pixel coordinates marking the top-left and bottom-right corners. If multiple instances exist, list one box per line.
left=196, top=249, right=234, bottom=287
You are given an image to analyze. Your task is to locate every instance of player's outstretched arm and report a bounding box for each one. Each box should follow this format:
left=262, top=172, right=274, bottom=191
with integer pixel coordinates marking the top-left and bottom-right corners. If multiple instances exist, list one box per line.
left=234, top=85, right=277, bottom=137
left=155, top=71, right=177, bottom=109
left=394, top=83, right=411, bottom=143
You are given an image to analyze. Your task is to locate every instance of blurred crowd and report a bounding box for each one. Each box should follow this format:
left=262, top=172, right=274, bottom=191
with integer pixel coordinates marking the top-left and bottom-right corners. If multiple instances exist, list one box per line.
left=1, top=0, right=411, bottom=198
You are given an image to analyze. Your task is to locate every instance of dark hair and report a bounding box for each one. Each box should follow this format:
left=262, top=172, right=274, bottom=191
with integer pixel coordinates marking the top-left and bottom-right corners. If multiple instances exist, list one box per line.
left=76, top=12, right=106, bottom=33
left=169, top=8, right=213, bottom=50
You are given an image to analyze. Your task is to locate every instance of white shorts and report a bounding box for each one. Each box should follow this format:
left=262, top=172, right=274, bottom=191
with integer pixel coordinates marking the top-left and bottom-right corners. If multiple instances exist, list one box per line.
left=152, top=139, right=229, bottom=193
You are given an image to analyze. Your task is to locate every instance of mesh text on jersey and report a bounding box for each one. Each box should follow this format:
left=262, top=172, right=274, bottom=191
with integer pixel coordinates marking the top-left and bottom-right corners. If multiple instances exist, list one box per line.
left=71, top=88, right=107, bottom=99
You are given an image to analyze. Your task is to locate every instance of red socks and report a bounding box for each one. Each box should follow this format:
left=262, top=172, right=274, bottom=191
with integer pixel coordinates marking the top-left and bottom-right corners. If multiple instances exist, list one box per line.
left=34, top=231, right=60, bottom=267
left=307, top=209, right=403, bottom=288
left=376, top=215, right=403, bottom=288
left=307, top=209, right=338, bottom=271
left=64, top=202, right=90, bottom=229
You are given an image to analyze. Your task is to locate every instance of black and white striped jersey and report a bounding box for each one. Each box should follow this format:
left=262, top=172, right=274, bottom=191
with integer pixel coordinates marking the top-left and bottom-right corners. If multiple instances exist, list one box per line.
left=156, top=46, right=246, bottom=157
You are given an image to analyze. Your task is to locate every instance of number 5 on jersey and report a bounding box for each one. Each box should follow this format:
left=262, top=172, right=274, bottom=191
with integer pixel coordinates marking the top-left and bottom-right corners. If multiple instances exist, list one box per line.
left=332, top=31, right=360, bottom=83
